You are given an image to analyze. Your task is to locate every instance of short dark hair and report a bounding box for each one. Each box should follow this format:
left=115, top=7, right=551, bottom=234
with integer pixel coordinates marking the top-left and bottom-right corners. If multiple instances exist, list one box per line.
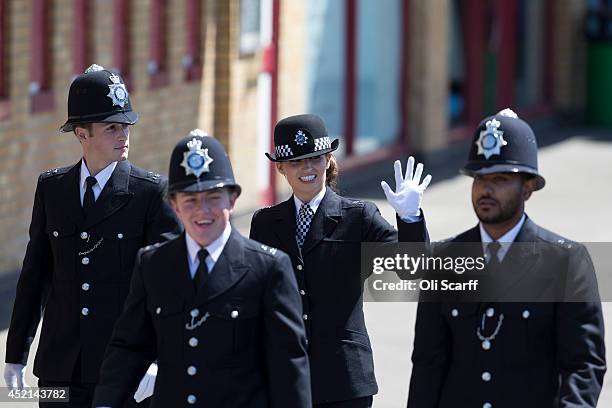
left=73, top=123, right=93, bottom=133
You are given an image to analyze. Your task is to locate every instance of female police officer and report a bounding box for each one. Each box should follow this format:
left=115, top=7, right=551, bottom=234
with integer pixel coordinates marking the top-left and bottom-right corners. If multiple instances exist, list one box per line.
left=93, top=130, right=311, bottom=407
left=249, top=114, right=431, bottom=407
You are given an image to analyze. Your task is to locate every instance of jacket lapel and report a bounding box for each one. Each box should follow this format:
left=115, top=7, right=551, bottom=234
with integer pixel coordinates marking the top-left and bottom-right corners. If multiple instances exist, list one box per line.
left=83, top=160, right=134, bottom=229
left=62, top=162, right=86, bottom=226
left=301, top=189, right=341, bottom=255
left=272, top=198, right=302, bottom=262
left=163, top=234, right=196, bottom=301
left=195, top=229, right=250, bottom=305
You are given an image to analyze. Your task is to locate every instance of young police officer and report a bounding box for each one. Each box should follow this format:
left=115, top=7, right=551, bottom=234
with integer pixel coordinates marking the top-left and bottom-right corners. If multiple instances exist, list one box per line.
left=3, top=65, right=180, bottom=407
left=93, top=131, right=311, bottom=407
left=402, top=109, right=606, bottom=407
left=250, top=114, right=430, bottom=407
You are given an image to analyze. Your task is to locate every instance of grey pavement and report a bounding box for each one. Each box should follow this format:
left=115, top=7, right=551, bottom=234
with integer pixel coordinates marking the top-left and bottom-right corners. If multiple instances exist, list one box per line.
left=1, top=128, right=611, bottom=407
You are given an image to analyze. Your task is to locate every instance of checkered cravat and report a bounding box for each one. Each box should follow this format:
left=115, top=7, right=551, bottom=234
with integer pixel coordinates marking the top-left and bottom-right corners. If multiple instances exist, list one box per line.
left=296, top=203, right=314, bottom=248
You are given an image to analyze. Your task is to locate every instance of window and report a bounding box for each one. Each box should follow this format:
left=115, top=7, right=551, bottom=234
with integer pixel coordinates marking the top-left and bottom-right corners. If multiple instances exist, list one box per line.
left=0, top=0, right=9, bottom=120
left=113, top=0, right=132, bottom=87
left=239, top=0, right=260, bottom=55
left=184, top=0, right=203, bottom=80
left=30, top=0, right=54, bottom=113
left=149, top=0, right=169, bottom=88
left=305, top=0, right=346, bottom=155
left=73, top=0, right=91, bottom=75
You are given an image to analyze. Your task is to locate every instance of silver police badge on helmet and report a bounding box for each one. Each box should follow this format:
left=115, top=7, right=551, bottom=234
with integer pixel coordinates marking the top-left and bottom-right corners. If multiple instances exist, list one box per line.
left=107, top=73, right=129, bottom=108
left=180, top=136, right=214, bottom=178
left=476, top=118, right=508, bottom=159
left=295, top=130, right=308, bottom=146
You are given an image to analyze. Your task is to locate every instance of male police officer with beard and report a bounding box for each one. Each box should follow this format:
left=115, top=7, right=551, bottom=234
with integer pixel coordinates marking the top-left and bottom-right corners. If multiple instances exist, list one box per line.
left=92, top=131, right=311, bottom=408
left=400, top=109, right=606, bottom=407
left=3, top=64, right=180, bottom=407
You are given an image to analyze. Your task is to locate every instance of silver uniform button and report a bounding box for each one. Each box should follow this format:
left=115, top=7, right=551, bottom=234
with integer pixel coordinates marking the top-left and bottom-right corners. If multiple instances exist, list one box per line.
left=451, top=308, right=459, bottom=317
left=522, top=310, right=530, bottom=319
left=82, top=257, right=90, bottom=265
left=117, top=233, right=124, bottom=239
left=80, top=232, right=88, bottom=240
left=53, top=231, right=59, bottom=237
left=187, top=366, right=197, bottom=376
left=187, top=395, right=197, bottom=404
left=303, top=314, right=308, bottom=320
left=190, top=309, right=199, bottom=317
left=230, top=310, right=239, bottom=319
left=156, top=307, right=162, bottom=315
left=481, top=371, right=491, bottom=382
left=81, top=307, right=89, bottom=316
left=300, top=289, right=306, bottom=296
left=297, top=264, right=303, bottom=271
left=189, top=337, right=198, bottom=347
left=81, top=283, right=90, bottom=291
left=483, top=403, right=492, bottom=408
left=486, top=307, right=495, bottom=317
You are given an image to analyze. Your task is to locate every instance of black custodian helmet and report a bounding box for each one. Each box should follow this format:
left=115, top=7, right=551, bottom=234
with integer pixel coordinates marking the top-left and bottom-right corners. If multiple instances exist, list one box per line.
left=60, top=64, right=138, bottom=132
left=460, top=108, right=546, bottom=190
left=266, top=114, right=339, bottom=162
left=168, top=130, right=242, bottom=196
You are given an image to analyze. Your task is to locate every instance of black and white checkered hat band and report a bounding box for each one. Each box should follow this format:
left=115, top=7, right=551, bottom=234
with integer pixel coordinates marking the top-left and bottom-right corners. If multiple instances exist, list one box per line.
left=275, top=145, right=293, bottom=158
left=314, top=137, right=331, bottom=151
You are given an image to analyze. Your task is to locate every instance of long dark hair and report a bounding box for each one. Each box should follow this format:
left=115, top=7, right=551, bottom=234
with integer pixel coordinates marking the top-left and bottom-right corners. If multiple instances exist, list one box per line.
left=326, top=154, right=338, bottom=190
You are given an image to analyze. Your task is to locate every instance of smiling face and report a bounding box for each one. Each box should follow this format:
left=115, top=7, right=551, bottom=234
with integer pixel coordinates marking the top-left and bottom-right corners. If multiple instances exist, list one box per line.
left=276, top=154, right=331, bottom=203
left=76, top=122, right=130, bottom=173
left=171, top=188, right=237, bottom=247
left=471, top=172, right=535, bottom=227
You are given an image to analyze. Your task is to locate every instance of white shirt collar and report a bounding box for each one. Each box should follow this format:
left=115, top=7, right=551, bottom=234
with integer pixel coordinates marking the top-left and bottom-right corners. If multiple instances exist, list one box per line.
left=293, top=186, right=327, bottom=218
left=80, top=159, right=117, bottom=191
left=480, top=213, right=526, bottom=261
left=185, top=222, right=232, bottom=266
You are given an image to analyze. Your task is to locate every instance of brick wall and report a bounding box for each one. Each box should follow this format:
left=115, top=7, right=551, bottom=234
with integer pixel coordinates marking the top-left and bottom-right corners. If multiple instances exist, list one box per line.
left=0, top=0, right=593, bottom=274
left=0, top=0, right=209, bottom=274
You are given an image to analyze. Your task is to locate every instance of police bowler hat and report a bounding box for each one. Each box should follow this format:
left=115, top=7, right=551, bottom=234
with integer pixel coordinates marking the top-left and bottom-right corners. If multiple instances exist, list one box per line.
left=266, top=114, right=339, bottom=162
left=60, top=64, right=138, bottom=132
left=461, top=108, right=546, bottom=190
left=168, top=130, right=242, bottom=196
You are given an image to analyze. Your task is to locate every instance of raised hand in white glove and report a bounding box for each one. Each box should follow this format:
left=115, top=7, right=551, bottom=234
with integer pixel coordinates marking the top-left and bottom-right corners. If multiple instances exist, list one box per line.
left=381, top=156, right=432, bottom=220
left=133, top=363, right=157, bottom=403
left=4, top=363, right=29, bottom=390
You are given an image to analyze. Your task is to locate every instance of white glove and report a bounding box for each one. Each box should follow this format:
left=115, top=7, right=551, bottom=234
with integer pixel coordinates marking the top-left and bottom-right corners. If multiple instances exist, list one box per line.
left=381, top=156, right=432, bottom=219
left=133, top=362, right=157, bottom=403
left=3, top=363, right=29, bottom=390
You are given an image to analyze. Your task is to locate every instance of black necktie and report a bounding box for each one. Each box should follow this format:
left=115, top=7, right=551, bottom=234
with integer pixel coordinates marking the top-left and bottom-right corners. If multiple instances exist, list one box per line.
left=194, top=248, right=209, bottom=289
left=83, top=176, right=97, bottom=217
left=487, top=241, right=502, bottom=269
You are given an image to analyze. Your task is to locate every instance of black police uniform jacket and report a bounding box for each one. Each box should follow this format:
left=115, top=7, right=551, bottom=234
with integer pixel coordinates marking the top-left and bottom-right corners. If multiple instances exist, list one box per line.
left=5, top=159, right=180, bottom=383
left=93, top=229, right=312, bottom=408
left=406, top=216, right=606, bottom=408
left=249, top=188, right=427, bottom=404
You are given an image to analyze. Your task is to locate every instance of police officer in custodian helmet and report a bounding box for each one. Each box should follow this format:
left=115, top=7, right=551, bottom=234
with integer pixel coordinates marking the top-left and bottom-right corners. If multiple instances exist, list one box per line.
left=93, top=131, right=312, bottom=407
left=403, top=109, right=606, bottom=407
left=3, top=64, right=181, bottom=407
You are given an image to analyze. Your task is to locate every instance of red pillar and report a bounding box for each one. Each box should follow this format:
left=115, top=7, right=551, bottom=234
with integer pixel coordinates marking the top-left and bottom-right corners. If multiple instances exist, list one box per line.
left=344, top=0, right=357, bottom=156
left=462, top=0, right=486, bottom=125
left=495, top=0, right=518, bottom=109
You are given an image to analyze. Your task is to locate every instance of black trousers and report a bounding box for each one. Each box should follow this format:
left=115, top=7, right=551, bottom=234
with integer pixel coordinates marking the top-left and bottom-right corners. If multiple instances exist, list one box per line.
left=314, top=396, right=374, bottom=408
left=37, top=379, right=148, bottom=408
left=38, top=354, right=149, bottom=408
